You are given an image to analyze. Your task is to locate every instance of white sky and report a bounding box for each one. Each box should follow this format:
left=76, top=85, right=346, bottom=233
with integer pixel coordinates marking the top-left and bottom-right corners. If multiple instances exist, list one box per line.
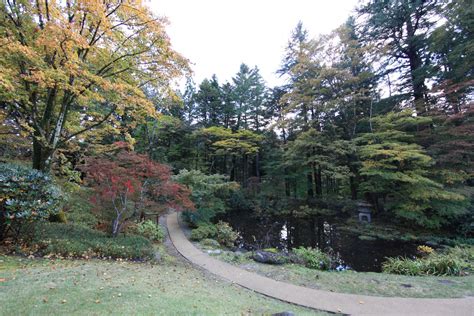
left=148, top=0, right=359, bottom=87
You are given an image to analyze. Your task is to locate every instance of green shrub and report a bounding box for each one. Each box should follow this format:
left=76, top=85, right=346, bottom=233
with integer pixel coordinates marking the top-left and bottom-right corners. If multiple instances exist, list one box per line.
left=382, top=250, right=470, bottom=276
left=131, top=220, right=165, bottom=242
left=174, top=169, right=238, bottom=225
left=293, top=247, right=331, bottom=270
left=446, top=246, right=474, bottom=269
left=31, top=222, right=153, bottom=260
left=190, top=221, right=238, bottom=248
left=49, top=210, right=68, bottom=223
left=215, top=221, right=239, bottom=248
left=423, top=254, right=464, bottom=276
left=382, top=257, right=424, bottom=276
left=0, top=163, right=62, bottom=240
left=190, top=224, right=218, bottom=241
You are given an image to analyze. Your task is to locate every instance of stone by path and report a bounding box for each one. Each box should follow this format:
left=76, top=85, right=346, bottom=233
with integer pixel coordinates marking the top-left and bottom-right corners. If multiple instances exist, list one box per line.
left=166, top=212, right=474, bottom=315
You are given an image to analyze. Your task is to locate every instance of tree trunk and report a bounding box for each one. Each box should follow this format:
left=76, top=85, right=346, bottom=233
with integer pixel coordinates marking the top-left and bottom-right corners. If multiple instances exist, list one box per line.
left=112, top=216, right=121, bottom=237
left=230, top=156, right=236, bottom=181
left=242, top=154, right=248, bottom=187
left=315, top=167, right=322, bottom=196
left=255, top=153, right=260, bottom=180
left=350, top=176, right=358, bottom=200
left=307, top=172, right=314, bottom=198
left=32, top=137, right=53, bottom=171
left=406, top=20, right=427, bottom=115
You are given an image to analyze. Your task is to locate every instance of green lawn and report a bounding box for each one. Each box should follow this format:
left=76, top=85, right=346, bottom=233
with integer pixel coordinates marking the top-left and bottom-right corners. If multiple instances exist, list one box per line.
left=211, top=249, right=474, bottom=298
left=0, top=255, right=325, bottom=315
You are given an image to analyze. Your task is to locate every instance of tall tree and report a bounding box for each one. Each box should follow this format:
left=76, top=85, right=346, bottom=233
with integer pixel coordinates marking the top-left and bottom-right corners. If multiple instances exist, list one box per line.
left=356, top=111, right=466, bottom=228
left=195, top=76, right=222, bottom=127
left=357, top=0, right=439, bottom=114
left=0, top=0, right=188, bottom=171
left=430, top=0, right=474, bottom=113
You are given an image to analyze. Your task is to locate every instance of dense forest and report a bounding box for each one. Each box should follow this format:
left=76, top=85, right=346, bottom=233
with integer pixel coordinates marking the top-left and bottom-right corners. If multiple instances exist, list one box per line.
left=0, top=0, right=473, bottom=248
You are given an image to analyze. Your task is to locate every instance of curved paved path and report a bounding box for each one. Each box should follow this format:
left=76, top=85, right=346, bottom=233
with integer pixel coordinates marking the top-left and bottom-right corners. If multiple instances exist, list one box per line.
left=166, top=212, right=474, bottom=315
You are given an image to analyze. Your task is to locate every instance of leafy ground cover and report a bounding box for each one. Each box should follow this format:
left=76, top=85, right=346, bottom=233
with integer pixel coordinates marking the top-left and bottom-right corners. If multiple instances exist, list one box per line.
left=202, top=246, right=474, bottom=298
left=21, top=222, right=155, bottom=261
left=0, top=254, right=325, bottom=315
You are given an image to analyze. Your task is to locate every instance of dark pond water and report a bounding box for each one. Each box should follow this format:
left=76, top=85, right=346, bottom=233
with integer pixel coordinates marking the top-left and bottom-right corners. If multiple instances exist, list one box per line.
left=219, top=210, right=419, bottom=272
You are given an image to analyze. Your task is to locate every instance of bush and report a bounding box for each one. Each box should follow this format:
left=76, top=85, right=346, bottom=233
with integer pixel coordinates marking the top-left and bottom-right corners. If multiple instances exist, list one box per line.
left=190, top=224, right=218, bottom=241
left=131, top=220, right=165, bottom=242
left=49, top=210, right=68, bottom=223
left=382, top=249, right=471, bottom=276
left=215, top=221, right=239, bottom=248
left=31, top=222, right=153, bottom=260
left=190, top=221, right=238, bottom=248
left=382, top=257, right=424, bottom=276
left=293, top=247, right=331, bottom=270
left=0, top=163, right=62, bottom=240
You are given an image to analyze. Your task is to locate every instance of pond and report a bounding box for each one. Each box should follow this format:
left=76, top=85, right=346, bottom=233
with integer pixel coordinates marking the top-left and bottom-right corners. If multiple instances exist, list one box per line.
left=218, top=210, right=419, bottom=272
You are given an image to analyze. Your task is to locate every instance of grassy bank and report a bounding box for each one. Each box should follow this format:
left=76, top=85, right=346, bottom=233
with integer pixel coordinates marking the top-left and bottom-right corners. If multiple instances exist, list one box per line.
left=0, top=255, right=324, bottom=315
left=206, top=248, right=474, bottom=298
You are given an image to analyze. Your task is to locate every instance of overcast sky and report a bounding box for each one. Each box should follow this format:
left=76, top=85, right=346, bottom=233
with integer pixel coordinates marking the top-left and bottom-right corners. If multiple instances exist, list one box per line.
left=149, top=0, right=359, bottom=87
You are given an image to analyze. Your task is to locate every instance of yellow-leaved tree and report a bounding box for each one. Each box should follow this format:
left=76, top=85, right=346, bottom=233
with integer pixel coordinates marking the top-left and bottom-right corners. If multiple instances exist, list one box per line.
left=0, top=0, right=188, bottom=170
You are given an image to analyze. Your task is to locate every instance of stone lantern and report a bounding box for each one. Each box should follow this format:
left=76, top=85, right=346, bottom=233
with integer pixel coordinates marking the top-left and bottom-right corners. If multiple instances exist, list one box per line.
left=357, top=202, right=373, bottom=223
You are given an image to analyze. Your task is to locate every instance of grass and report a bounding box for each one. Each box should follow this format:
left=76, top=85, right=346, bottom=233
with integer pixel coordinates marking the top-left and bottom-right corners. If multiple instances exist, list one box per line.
left=0, top=254, right=325, bottom=315
left=208, top=247, right=474, bottom=298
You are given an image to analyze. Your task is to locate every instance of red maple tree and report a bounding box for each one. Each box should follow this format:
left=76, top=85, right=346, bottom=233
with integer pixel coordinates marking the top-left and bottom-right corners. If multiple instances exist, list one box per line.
left=81, top=144, right=193, bottom=236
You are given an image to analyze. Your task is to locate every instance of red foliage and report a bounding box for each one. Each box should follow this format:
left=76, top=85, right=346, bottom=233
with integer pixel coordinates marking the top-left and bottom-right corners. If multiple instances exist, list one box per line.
left=80, top=149, right=194, bottom=236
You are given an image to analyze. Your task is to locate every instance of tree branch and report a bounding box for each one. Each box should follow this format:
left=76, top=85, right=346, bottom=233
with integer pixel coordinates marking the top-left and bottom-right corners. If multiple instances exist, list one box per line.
left=60, top=104, right=117, bottom=144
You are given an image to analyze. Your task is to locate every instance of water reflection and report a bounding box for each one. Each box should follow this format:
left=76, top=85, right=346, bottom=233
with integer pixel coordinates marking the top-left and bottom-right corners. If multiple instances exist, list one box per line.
left=220, top=210, right=418, bottom=272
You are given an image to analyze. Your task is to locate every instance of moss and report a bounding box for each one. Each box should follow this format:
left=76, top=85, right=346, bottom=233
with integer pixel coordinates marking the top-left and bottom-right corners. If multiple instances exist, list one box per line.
left=49, top=210, right=68, bottom=224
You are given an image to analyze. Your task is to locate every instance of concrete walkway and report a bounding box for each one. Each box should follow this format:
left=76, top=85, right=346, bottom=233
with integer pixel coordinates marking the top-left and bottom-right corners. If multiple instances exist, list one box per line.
left=166, top=212, right=474, bottom=315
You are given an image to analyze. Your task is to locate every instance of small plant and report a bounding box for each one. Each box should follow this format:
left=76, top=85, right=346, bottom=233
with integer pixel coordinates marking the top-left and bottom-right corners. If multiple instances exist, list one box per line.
left=132, top=220, right=165, bottom=242
left=293, top=246, right=331, bottom=270
left=49, top=210, right=68, bottom=224
left=417, top=245, right=434, bottom=255
left=215, top=221, right=239, bottom=248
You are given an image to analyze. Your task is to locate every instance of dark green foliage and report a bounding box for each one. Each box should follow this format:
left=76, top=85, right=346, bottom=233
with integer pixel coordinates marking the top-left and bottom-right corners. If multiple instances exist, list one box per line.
left=190, top=223, right=217, bottom=241
left=0, top=163, right=62, bottom=240
left=174, top=169, right=238, bottom=225
left=292, top=246, right=331, bottom=270
left=429, top=0, right=474, bottom=113
left=356, top=111, right=466, bottom=228
left=357, top=0, right=438, bottom=113
left=32, top=222, right=154, bottom=260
